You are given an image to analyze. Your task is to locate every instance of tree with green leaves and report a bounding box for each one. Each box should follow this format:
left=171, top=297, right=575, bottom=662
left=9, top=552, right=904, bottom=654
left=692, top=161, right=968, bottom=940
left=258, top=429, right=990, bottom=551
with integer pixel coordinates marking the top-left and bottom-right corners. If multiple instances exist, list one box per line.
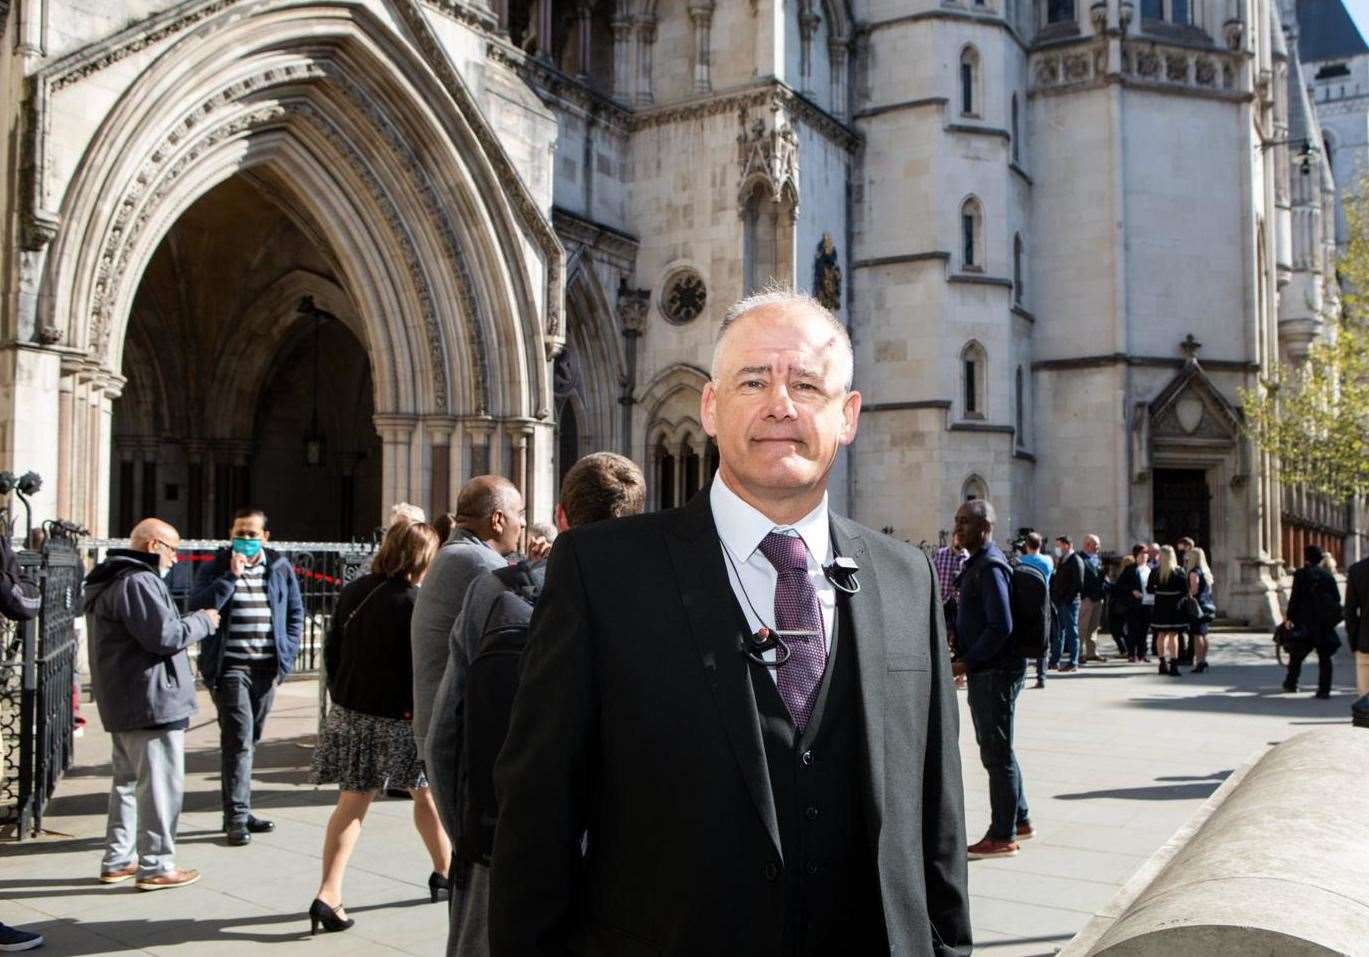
left=1241, top=178, right=1369, bottom=502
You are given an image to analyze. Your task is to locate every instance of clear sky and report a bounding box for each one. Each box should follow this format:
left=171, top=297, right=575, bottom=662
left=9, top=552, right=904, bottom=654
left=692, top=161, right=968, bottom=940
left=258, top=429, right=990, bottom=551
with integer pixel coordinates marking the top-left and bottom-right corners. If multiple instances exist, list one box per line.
left=1349, top=0, right=1369, bottom=43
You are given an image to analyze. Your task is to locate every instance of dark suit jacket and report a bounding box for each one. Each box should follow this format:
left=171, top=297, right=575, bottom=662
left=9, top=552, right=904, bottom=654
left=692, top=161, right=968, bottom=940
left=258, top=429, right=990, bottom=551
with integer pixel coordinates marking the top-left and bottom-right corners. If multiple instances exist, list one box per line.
left=489, top=490, right=971, bottom=956
left=1344, top=558, right=1368, bottom=654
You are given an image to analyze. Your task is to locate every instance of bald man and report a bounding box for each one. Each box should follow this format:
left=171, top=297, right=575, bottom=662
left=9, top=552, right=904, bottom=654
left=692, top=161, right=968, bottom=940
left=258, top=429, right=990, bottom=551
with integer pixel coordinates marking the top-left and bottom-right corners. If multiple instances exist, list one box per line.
left=411, top=476, right=526, bottom=761
left=84, top=519, right=220, bottom=890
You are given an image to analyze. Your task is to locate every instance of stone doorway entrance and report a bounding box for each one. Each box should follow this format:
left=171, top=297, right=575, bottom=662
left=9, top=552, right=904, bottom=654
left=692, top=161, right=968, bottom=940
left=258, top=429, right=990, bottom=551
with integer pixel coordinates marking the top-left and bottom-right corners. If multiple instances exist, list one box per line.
left=1153, top=468, right=1212, bottom=561
left=110, top=176, right=382, bottom=541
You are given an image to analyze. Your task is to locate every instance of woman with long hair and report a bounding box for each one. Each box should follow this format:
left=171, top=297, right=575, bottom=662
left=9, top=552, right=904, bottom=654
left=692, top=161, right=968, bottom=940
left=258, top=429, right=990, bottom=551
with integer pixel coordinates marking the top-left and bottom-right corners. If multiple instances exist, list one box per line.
left=308, top=521, right=450, bottom=934
left=1147, top=545, right=1188, bottom=676
left=1184, top=547, right=1215, bottom=673
left=1116, top=544, right=1150, bottom=663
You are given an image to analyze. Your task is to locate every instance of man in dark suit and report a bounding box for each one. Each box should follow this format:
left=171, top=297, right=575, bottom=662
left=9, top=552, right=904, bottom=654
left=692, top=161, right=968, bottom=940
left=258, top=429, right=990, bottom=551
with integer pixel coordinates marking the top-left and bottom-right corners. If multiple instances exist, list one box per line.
left=489, top=290, right=971, bottom=956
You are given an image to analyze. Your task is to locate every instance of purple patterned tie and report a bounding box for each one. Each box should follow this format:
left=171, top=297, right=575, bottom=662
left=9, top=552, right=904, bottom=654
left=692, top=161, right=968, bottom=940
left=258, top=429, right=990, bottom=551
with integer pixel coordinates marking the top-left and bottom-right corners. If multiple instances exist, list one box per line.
left=758, top=531, right=827, bottom=732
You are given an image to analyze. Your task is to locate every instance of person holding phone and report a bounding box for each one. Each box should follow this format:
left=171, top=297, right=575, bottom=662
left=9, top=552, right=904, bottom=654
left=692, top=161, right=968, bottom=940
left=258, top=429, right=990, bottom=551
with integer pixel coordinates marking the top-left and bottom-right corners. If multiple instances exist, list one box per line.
left=190, top=506, right=303, bottom=846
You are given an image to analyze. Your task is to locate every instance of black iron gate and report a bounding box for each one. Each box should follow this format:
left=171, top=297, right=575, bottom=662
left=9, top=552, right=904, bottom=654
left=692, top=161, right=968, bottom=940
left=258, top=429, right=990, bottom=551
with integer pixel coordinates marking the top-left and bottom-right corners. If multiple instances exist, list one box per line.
left=1, top=523, right=80, bottom=838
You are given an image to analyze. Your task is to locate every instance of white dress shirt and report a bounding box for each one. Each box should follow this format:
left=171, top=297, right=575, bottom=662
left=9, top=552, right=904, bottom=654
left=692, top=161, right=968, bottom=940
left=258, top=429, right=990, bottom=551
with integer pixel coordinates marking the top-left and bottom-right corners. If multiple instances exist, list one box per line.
left=710, top=474, right=836, bottom=679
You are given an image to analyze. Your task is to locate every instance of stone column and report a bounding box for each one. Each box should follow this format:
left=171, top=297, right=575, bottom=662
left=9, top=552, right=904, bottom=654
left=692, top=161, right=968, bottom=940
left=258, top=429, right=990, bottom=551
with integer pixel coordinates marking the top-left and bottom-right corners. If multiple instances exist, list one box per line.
left=508, top=420, right=535, bottom=521
left=374, top=414, right=417, bottom=518
left=464, top=417, right=496, bottom=480
left=611, top=14, right=634, bottom=101
left=829, top=41, right=849, bottom=120
left=636, top=18, right=656, bottom=105
left=56, top=365, right=76, bottom=521
left=424, top=416, right=459, bottom=516
left=798, top=2, right=819, bottom=97
left=687, top=1, right=715, bottom=94
left=617, top=285, right=650, bottom=458
left=575, top=0, right=593, bottom=79
left=537, top=0, right=555, bottom=62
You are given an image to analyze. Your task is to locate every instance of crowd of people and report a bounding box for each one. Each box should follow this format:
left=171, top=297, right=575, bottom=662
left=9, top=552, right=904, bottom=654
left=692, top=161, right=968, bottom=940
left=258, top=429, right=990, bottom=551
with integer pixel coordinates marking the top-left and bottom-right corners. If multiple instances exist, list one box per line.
left=2, top=288, right=1366, bottom=955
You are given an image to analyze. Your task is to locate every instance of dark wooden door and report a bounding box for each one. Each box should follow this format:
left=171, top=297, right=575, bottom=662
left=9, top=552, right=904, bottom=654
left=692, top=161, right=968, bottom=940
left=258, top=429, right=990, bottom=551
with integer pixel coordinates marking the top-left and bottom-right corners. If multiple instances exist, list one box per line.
left=1152, top=468, right=1212, bottom=559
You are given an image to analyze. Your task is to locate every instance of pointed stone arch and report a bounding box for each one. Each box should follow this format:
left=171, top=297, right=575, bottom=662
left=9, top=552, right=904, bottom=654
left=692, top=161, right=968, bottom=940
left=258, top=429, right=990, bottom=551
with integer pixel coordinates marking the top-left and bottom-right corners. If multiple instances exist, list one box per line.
left=563, top=259, right=628, bottom=458
left=26, top=0, right=565, bottom=531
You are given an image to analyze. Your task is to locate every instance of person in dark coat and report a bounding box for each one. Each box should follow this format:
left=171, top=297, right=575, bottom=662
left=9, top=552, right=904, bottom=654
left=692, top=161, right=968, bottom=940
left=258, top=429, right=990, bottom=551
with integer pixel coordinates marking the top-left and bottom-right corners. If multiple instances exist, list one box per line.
left=1283, top=545, right=1343, bottom=698
left=1147, top=545, right=1188, bottom=676
left=1346, top=554, right=1369, bottom=697
left=307, top=521, right=449, bottom=934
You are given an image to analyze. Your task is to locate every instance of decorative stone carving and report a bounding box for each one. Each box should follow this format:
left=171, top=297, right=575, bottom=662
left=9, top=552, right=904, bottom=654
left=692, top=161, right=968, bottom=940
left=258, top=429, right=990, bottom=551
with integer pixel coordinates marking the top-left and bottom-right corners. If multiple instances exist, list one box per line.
left=659, top=268, right=707, bottom=325
left=618, top=285, right=650, bottom=334
left=813, top=233, right=842, bottom=312
left=1165, top=54, right=1188, bottom=83
left=1194, top=58, right=1216, bottom=86
left=1036, top=56, right=1060, bottom=86
left=22, top=210, right=59, bottom=251
left=633, top=81, right=857, bottom=154
left=1089, top=2, right=1107, bottom=34
left=1223, top=18, right=1244, bottom=51
left=1065, top=54, right=1091, bottom=82
left=737, top=101, right=799, bottom=208
left=1136, top=50, right=1161, bottom=78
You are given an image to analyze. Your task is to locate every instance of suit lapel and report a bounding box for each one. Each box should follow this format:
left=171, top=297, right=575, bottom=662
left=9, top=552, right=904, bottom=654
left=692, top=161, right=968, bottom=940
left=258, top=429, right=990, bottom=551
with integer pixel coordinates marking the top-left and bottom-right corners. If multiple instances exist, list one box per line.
left=664, top=492, right=784, bottom=861
left=831, top=517, right=886, bottom=845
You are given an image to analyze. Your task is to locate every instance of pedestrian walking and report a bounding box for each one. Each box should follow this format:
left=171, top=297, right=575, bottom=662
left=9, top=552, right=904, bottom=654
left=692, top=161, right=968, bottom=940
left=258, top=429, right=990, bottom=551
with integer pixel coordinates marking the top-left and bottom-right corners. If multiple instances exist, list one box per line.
left=410, top=476, right=524, bottom=763
left=1077, top=535, right=1107, bottom=662
left=933, top=536, right=970, bottom=688
left=488, top=290, right=971, bottom=954
left=189, top=507, right=303, bottom=846
left=1049, top=536, right=1084, bottom=671
left=1282, top=545, right=1343, bottom=698
left=1117, top=544, right=1150, bottom=662
left=1345, top=555, right=1369, bottom=696
left=1018, top=532, right=1053, bottom=688
left=1147, top=545, right=1188, bottom=676
left=953, top=499, right=1032, bottom=859
left=84, top=519, right=219, bottom=890
left=430, top=451, right=646, bottom=957
left=1184, top=547, right=1215, bottom=673
left=0, top=532, right=46, bottom=949
left=309, top=521, right=449, bottom=934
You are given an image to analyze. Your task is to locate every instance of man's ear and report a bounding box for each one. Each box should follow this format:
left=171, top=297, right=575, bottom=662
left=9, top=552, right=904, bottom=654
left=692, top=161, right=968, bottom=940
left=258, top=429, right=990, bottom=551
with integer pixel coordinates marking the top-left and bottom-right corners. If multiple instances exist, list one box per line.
left=555, top=503, right=570, bottom=533
left=262, top=529, right=271, bottom=542
left=839, top=390, right=862, bottom=446
left=701, top=381, right=718, bottom=438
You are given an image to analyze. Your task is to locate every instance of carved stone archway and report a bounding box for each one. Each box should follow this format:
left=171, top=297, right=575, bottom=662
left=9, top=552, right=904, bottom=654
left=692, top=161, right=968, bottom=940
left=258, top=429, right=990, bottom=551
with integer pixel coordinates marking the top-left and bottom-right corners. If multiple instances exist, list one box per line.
left=24, top=0, right=565, bottom=532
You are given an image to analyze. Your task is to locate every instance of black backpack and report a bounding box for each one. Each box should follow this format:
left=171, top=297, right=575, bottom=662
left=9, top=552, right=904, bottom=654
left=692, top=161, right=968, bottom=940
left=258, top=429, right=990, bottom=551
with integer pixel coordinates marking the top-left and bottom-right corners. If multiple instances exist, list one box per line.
left=1009, top=563, right=1052, bottom=659
left=460, top=562, right=543, bottom=867
left=1082, top=556, right=1107, bottom=602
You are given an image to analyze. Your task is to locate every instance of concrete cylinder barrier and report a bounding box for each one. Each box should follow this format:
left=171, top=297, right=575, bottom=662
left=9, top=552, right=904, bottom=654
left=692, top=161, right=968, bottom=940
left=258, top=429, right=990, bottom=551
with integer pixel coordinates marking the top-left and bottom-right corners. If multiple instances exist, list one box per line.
left=1063, top=728, right=1369, bottom=956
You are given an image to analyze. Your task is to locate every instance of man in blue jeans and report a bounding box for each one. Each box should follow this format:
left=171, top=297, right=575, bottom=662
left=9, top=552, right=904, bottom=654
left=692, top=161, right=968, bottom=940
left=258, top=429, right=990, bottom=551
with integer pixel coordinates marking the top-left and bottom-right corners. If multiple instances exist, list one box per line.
left=191, top=507, right=303, bottom=847
left=952, top=499, right=1032, bottom=860
left=1049, top=535, right=1085, bottom=672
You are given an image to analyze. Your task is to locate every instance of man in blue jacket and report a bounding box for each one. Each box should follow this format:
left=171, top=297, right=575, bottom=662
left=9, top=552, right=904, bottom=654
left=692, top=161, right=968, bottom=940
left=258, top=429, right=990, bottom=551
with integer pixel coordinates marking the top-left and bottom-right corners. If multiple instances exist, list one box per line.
left=190, top=506, right=303, bottom=846
left=951, top=498, right=1031, bottom=860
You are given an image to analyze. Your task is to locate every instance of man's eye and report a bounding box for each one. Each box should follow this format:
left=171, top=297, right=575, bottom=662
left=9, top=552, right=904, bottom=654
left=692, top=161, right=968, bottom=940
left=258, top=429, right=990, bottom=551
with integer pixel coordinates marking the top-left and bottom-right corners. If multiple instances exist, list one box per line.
left=741, top=379, right=764, bottom=389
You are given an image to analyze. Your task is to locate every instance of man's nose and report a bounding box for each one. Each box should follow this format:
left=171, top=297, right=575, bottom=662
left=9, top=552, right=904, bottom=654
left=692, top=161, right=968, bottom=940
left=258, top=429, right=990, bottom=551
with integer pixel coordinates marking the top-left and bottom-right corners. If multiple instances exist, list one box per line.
left=764, top=382, right=798, bottom=417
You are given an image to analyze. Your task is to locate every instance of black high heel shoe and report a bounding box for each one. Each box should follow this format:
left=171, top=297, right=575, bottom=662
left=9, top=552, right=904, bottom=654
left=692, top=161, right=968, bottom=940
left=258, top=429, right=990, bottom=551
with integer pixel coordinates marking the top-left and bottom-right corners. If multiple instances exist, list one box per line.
left=308, top=898, right=354, bottom=935
left=1192, top=660, right=1209, bottom=674
left=429, top=871, right=450, bottom=903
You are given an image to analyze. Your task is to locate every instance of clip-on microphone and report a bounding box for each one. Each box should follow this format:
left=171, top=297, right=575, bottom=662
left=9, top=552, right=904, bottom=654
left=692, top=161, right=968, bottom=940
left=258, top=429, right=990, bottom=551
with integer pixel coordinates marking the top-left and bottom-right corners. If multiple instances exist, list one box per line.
left=822, top=555, right=861, bottom=595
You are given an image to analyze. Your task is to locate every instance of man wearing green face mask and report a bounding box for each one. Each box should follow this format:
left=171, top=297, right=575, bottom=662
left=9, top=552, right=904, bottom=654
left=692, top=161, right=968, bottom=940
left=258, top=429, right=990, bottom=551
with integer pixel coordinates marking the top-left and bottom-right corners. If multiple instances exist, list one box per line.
left=190, top=506, right=304, bottom=846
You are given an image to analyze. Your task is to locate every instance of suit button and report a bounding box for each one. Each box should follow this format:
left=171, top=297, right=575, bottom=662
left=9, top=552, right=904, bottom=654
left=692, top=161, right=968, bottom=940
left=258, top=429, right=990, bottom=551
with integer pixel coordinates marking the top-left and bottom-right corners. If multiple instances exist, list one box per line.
left=801, top=750, right=814, bottom=766
left=764, top=862, right=780, bottom=882
left=805, top=806, right=819, bottom=820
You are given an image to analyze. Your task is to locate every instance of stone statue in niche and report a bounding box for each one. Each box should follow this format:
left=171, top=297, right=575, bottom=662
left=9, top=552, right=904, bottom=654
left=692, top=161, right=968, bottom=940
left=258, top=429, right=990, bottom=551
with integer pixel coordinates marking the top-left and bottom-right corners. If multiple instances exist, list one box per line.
left=813, top=232, right=841, bottom=312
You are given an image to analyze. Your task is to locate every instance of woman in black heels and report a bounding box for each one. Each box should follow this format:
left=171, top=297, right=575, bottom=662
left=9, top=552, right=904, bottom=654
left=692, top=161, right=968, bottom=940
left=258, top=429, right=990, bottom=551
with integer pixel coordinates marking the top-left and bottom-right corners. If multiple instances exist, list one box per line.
left=308, top=521, right=451, bottom=934
left=1147, top=545, right=1188, bottom=676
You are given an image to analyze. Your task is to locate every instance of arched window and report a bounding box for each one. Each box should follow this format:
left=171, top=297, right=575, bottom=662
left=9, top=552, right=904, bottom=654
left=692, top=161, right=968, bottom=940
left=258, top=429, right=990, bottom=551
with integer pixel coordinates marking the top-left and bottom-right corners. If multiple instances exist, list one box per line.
left=960, top=197, right=984, bottom=271
left=681, top=433, right=702, bottom=502
left=1045, top=0, right=1075, bottom=24
left=743, top=183, right=784, bottom=294
left=962, top=474, right=989, bottom=502
left=1140, top=0, right=1189, bottom=22
left=961, top=341, right=987, bottom=419
left=1011, top=95, right=1021, bottom=164
left=960, top=47, right=980, bottom=116
left=1013, top=233, right=1024, bottom=303
left=654, top=436, right=677, bottom=511
left=1015, top=365, right=1025, bottom=446
left=557, top=400, right=580, bottom=488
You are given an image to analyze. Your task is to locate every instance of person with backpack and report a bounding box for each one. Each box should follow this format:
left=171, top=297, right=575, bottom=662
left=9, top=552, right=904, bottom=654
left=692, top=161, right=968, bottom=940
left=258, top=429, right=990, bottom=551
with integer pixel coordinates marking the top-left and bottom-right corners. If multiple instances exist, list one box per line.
left=307, top=521, right=448, bottom=935
left=952, top=499, right=1034, bottom=860
left=1077, top=535, right=1108, bottom=662
left=1282, top=544, right=1344, bottom=698
left=1049, top=536, right=1086, bottom=672
left=427, top=452, right=646, bottom=957
left=1017, top=532, right=1053, bottom=689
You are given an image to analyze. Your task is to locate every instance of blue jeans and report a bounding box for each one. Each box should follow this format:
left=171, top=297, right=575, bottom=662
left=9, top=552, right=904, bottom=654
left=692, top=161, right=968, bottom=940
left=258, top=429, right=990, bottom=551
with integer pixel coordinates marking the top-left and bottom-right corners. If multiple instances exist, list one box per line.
left=1050, top=598, right=1081, bottom=668
left=966, top=663, right=1030, bottom=841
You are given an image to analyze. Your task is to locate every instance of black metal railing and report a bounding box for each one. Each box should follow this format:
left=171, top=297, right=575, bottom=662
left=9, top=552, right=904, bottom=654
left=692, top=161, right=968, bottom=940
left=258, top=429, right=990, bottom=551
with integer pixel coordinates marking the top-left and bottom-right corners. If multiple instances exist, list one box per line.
left=2, top=520, right=80, bottom=838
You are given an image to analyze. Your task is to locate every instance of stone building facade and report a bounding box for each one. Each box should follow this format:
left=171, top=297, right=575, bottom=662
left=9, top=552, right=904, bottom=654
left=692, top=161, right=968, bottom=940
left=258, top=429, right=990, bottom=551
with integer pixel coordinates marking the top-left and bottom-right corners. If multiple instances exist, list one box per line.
left=0, top=0, right=1343, bottom=622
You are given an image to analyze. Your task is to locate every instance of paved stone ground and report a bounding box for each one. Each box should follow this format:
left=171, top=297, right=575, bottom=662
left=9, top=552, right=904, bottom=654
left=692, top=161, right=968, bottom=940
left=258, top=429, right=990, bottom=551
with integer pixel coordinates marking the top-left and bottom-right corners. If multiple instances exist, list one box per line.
left=2, top=631, right=1357, bottom=956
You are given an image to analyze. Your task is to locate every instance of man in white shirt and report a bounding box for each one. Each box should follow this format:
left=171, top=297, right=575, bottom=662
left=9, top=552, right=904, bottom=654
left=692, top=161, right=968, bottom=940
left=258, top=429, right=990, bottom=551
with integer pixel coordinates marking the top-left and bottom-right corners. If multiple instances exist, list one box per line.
left=489, top=289, right=971, bottom=956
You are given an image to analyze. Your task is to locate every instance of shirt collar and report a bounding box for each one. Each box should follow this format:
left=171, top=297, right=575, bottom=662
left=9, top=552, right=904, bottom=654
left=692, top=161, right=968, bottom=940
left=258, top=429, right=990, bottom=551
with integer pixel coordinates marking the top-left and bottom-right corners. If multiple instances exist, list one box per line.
left=710, top=472, right=830, bottom=566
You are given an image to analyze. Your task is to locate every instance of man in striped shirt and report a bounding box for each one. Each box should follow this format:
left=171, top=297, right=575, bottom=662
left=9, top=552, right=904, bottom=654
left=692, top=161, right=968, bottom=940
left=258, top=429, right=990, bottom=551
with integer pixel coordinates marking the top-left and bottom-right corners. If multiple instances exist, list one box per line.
left=191, top=507, right=303, bottom=847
